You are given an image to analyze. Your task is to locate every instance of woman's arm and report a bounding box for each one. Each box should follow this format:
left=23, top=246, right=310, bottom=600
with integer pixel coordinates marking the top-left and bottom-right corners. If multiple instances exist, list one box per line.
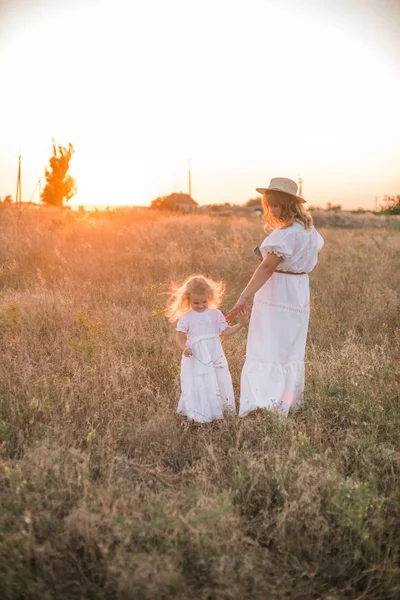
left=240, top=252, right=283, bottom=298
left=226, top=253, right=282, bottom=322
left=176, top=331, right=192, bottom=356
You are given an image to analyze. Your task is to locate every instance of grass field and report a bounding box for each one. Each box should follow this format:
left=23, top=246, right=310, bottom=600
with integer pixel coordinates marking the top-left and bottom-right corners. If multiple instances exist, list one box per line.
left=0, top=207, right=399, bottom=599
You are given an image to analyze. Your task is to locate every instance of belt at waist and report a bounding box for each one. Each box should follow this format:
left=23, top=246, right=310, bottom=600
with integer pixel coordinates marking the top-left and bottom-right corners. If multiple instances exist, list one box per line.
left=275, top=270, right=307, bottom=275
left=188, top=333, right=220, bottom=346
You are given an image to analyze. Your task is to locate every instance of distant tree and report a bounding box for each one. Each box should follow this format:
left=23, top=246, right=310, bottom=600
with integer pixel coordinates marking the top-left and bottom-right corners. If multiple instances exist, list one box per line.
left=246, top=197, right=262, bottom=208
left=325, top=202, right=342, bottom=212
left=41, top=140, right=77, bottom=207
left=380, top=195, right=400, bottom=215
left=350, top=208, right=369, bottom=214
left=150, top=195, right=176, bottom=210
left=203, top=203, right=228, bottom=213
left=2, top=195, right=13, bottom=205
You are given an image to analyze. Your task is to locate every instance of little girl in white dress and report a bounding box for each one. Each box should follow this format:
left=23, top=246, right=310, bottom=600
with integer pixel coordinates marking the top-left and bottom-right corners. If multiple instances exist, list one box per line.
left=165, top=275, right=245, bottom=423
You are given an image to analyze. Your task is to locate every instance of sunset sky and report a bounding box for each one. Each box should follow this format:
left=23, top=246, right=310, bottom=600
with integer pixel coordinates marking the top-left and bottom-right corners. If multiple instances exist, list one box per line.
left=0, top=0, right=399, bottom=209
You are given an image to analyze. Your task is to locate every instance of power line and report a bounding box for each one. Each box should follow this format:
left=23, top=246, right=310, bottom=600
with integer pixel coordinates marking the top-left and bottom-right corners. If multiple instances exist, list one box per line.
left=29, top=177, right=42, bottom=204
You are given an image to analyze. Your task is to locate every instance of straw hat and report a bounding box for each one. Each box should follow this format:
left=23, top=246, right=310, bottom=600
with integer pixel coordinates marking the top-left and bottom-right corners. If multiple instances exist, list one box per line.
left=256, top=177, right=306, bottom=203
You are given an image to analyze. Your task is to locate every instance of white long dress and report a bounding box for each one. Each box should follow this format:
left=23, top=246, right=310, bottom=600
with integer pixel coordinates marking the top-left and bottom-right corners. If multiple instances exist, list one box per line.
left=176, top=308, right=236, bottom=422
left=239, top=220, right=324, bottom=416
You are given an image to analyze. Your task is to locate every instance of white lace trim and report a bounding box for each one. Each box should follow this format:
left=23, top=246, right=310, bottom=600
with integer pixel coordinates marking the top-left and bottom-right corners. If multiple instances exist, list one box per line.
left=219, top=322, right=228, bottom=334
left=262, top=247, right=286, bottom=259
left=257, top=300, right=309, bottom=314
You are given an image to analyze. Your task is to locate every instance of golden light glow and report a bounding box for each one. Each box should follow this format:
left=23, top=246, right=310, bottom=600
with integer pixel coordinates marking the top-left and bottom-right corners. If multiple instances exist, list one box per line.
left=0, top=0, right=399, bottom=209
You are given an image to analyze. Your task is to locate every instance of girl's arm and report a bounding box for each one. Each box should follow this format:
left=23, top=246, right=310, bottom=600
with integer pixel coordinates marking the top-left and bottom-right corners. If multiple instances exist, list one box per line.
left=176, top=331, right=192, bottom=356
left=221, top=323, right=243, bottom=339
left=226, top=253, right=282, bottom=322
left=221, top=312, right=246, bottom=338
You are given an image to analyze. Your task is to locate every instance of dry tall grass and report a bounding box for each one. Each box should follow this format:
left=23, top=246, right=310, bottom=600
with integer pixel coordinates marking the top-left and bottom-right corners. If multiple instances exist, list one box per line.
left=0, top=207, right=399, bottom=599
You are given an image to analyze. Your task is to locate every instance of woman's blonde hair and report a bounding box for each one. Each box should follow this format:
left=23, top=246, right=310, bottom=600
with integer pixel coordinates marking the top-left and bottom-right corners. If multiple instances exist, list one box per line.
left=165, top=274, right=225, bottom=322
left=262, top=190, right=313, bottom=230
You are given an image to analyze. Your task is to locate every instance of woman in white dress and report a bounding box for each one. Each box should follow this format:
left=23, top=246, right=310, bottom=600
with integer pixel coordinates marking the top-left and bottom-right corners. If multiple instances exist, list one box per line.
left=166, top=275, right=245, bottom=422
left=226, top=177, right=324, bottom=416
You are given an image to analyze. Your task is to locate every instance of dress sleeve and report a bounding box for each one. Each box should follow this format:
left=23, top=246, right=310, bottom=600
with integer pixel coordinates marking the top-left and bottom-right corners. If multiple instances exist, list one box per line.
left=176, top=313, right=189, bottom=333
left=216, top=310, right=228, bottom=333
left=260, top=229, right=295, bottom=261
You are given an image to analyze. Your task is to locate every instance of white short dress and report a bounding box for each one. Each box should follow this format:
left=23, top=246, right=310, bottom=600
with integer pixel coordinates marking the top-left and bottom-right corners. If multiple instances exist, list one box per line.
left=239, top=220, right=324, bottom=416
left=176, top=308, right=236, bottom=422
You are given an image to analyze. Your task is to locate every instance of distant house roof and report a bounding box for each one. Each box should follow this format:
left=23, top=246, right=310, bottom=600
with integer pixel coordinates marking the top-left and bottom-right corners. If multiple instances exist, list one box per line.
left=167, top=192, right=198, bottom=206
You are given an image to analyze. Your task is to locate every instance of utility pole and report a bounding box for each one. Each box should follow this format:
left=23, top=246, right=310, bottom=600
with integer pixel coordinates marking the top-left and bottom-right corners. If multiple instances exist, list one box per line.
left=15, top=155, right=22, bottom=207
left=374, top=196, right=379, bottom=212
left=187, top=159, right=192, bottom=197
left=297, top=176, right=303, bottom=197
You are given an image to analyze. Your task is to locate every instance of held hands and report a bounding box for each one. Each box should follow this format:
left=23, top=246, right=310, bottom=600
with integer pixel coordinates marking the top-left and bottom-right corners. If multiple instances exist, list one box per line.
left=183, top=346, right=192, bottom=357
left=226, top=296, right=248, bottom=324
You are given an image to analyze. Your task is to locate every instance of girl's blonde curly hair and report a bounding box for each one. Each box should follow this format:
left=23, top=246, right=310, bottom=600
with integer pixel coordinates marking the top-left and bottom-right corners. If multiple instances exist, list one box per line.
left=262, top=190, right=313, bottom=230
left=165, top=274, right=225, bottom=322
